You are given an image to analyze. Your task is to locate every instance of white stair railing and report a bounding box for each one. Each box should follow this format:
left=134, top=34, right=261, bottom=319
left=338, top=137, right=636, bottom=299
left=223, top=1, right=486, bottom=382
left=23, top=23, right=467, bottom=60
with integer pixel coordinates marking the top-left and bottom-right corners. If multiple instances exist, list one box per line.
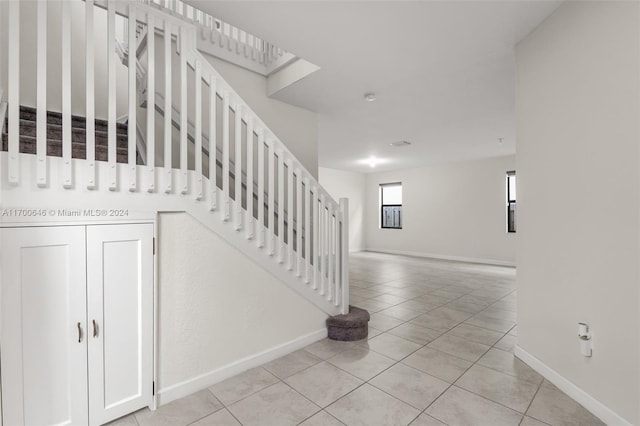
left=134, top=0, right=297, bottom=76
left=1, top=0, right=349, bottom=316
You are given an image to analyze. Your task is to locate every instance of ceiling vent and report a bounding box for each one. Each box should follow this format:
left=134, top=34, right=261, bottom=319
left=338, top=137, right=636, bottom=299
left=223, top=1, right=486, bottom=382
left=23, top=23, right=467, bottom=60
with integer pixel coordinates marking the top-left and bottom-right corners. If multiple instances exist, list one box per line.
left=390, top=140, right=411, bottom=147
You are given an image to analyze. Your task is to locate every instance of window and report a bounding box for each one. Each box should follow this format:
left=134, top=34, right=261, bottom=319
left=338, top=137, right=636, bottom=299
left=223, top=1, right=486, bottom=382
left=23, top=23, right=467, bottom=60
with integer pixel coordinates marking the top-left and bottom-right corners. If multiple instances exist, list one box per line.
left=507, top=171, right=516, bottom=233
left=380, top=183, right=402, bottom=229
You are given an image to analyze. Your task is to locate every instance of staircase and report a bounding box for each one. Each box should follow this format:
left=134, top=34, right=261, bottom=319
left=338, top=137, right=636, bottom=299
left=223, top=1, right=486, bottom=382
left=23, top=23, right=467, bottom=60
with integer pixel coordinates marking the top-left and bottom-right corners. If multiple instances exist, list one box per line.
left=0, top=0, right=349, bottom=317
left=1, top=106, right=140, bottom=165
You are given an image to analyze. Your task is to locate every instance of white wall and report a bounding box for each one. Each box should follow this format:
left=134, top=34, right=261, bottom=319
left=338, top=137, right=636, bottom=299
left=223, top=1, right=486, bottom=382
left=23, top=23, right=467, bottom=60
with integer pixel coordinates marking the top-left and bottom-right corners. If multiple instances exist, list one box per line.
left=365, top=155, right=516, bottom=266
left=516, top=2, right=639, bottom=424
left=319, top=167, right=366, bottom=252
left=203, top=56, right=319, bottom=179
left=157, top=212, right=327, bottom=402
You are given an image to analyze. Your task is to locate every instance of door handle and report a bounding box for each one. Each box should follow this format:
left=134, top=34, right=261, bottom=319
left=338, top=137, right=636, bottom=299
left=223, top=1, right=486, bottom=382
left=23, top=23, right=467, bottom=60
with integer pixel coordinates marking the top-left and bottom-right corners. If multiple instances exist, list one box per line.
left=77, top=322, right=83, bottom=343
left=92, top=319, right=98, bottom=338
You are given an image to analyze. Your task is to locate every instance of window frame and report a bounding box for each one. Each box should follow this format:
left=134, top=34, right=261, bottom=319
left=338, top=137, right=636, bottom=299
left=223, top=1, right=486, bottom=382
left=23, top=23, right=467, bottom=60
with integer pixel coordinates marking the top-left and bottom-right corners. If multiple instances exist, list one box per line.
left=506, top=171, right=516, bottom=233
left=380, top=183, right=403, bottom=230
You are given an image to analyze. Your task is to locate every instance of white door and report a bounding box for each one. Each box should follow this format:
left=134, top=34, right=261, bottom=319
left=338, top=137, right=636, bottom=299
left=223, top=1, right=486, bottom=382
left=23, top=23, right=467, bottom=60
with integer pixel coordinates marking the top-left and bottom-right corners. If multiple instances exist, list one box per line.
left=1, top=226, right=89, bottom=426
left=86, top=224, right=154, bottom=425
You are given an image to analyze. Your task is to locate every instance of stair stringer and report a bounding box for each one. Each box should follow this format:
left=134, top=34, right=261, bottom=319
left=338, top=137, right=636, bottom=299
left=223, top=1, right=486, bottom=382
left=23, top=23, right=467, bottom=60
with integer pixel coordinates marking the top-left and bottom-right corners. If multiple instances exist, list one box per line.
left=0, top=152, right=341, bottom=316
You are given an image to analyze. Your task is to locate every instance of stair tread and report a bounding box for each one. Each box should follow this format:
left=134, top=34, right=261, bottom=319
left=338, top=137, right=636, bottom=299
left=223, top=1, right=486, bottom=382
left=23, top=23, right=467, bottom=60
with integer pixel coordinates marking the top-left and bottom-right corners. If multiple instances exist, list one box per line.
left=3, top=119, right=129, bottom=148
left=1, top=134, right=141, bottom=165
left=14, top=105, right=129, bottom=134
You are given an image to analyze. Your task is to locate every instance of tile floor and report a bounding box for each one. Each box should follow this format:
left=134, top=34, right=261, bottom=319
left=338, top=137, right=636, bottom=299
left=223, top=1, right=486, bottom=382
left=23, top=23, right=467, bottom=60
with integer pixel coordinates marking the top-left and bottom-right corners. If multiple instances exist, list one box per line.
left=111, top=252, right=605, bottom=426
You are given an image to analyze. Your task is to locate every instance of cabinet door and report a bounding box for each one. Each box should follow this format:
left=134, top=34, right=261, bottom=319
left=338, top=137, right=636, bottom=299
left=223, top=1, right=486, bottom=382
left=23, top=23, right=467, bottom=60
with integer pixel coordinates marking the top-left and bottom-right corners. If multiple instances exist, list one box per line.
left=1, top=226, right=89, bottom=426
left=86, top=224, right=154, bottom=425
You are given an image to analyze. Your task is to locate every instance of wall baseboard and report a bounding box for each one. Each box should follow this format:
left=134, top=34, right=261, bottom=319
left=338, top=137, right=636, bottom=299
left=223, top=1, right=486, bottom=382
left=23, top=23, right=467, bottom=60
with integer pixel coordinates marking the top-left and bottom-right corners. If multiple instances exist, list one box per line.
left=365, top=248, right=515, bottom=267
left=514, top=345, right=631, bottom=426
left=157, top=328, right=327, bottom=406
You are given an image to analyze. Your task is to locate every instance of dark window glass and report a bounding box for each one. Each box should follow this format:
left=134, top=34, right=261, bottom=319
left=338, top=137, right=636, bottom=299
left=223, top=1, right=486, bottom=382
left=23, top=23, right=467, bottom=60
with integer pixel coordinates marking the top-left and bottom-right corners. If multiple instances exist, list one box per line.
left=381, top=184, right=402, bottom=229
left=507, top=171, right=516, bottom=233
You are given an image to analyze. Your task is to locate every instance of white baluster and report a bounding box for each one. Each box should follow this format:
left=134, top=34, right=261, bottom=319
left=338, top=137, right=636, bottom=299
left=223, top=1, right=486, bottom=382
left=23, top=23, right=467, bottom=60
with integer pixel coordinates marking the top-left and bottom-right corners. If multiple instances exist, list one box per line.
left=62, top=1, right=72, bottom=188
left=312, top=187, right=319, bottom=290
left=257, top=130, right=265, bottom=247
left=146, top=13, right=156, bottom=193
left=234, top=104, right=242, bottom=231
left=278, top=151, right=285, bottom=264
left=287, top=160, right=293, bottom=271
left=208, top=76, right=217, bottom=209
left=36, top=0, right=47, bottom=187
left=194, top=60, right=203, bottom=200
left=267, top=140, right=275, bottom=255
left=339, top=198, right=350, bottom=314
left=164, top=19, right=172, bottom=193
left=296, top=169, right=303, bottom=277
left=222, top=91, right=230, bottom=221
left=334, top=203, right=340, bottom=307
left=319, top=193, right=326, bottom=295
left=179, top=26, right=188, bottom=194
left=107, top=2, right=117, bottom=191
left=327, top=202, right=334, bottom=302
left=246, top=119, right=254, bottom=240
left=86, top=0, right=96, bottom=189
left=304, top=178, right=311, bottom=284
left=128, top=5, right=137, bottom=191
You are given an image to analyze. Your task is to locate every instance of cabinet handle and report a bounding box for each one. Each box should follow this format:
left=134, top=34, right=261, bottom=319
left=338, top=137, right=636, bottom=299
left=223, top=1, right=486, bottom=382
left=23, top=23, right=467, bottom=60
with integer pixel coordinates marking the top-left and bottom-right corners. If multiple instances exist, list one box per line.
left=77, top=322, right=83, bottom=343
left=92, top=319, right=98, bottom=338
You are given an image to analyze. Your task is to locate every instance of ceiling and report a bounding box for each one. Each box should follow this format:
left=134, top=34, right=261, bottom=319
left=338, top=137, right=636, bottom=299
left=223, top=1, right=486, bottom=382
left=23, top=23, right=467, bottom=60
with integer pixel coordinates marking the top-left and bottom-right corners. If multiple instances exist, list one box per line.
left=186, top=1, right=561, bottom=173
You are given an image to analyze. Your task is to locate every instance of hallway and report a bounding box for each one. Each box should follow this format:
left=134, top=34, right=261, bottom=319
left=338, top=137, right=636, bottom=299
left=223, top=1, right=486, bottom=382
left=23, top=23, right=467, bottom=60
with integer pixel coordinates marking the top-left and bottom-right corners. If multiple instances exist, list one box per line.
left=114, top=253, right=604, bottom=426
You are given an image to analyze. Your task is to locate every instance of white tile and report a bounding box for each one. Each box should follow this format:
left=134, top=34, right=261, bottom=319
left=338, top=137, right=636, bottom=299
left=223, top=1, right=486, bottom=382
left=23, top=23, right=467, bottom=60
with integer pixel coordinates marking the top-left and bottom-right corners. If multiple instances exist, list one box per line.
left=388, top=322, right=443, bottom=345
left=361, top=333, right=422, bottom=360
left=263, top=349, right=322, bottom=379
left=427, top=333, right=491, bottom=362
left=447, top=323, right=504, bottom=346
left=426, top=386, right=522, bottom=426
left=299, top=410, right=345, bottom=426
left=403, top=347, right=472, bottom=383
left=304, top=338, right=358, bottom=360
left=135, top=390, right=223, bottom=426
left=326, top=384, right=420, bottom=426
left=228, top=382, right=319, bottom=426
left=285, top=362, right=363, bottom=407
left=409, top=414, right=447, bottom=426
left=494, top=334, right=517, bottom=352
left=208, top=367, right=278, bottom=405
left=370, top=363, right=449, bottom=410
left=477, top=348, right=543, bottom=385
left=368, top=313, right=405, bottom=331
left=191, top=408, right=242, bottom=426
left=526, top=386, right=605, bottom=426
left=455, top=364, right=539, bottom=413
left=327, top=346, right=396, bottom=381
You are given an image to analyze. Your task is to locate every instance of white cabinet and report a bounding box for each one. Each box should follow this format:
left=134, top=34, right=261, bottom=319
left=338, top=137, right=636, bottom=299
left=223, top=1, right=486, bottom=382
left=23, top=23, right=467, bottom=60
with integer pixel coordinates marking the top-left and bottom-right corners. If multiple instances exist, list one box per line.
left=1, top=223, right=154, bottom=426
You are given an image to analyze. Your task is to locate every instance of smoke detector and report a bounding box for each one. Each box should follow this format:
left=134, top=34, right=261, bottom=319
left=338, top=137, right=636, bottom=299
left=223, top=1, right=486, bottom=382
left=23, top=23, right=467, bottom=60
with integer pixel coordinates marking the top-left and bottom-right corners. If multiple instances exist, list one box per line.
left=390, top=140, right=411, bottom=147
left=364, top=93, right=377, bottom=102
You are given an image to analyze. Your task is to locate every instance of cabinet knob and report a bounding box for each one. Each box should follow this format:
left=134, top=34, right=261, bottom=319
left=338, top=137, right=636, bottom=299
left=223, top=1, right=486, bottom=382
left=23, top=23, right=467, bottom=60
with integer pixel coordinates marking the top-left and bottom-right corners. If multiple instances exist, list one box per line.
left=77, top=322, right=83, bottom=343
left=92, top=319, right=98, bottom=338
